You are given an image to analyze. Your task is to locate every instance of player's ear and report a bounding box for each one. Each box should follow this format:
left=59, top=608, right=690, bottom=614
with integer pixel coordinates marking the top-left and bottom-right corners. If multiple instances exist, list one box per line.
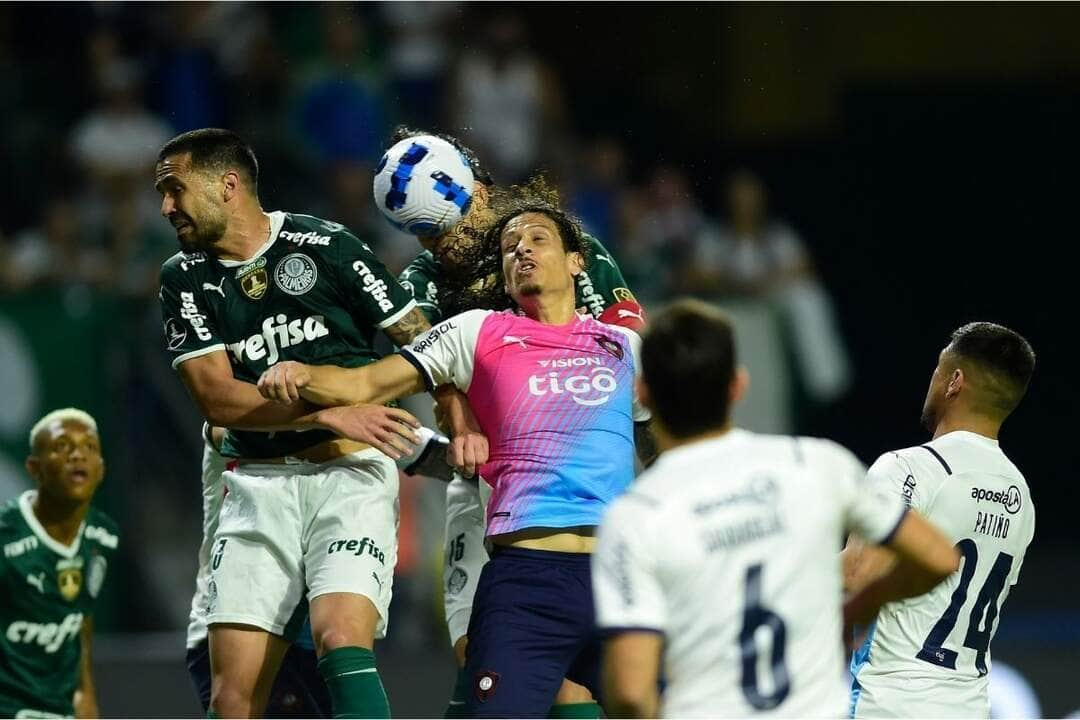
left=945, top=368, right=964, bottom=399
left=730, top=366, right=750, bottom=406
left=222, top=170, right=241, bottom=202
left=24, top=455, right=41, bottom=485
left=568, top=251, right=584, bottom=277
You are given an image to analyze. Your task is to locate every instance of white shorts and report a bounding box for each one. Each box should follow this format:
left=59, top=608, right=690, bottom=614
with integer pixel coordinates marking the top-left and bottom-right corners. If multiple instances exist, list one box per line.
left=207, top=449, right=399, bottom=639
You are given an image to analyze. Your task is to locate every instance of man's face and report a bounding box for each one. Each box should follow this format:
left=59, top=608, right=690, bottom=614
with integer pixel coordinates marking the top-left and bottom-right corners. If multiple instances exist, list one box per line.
left=27, top=420, right=105, bottom=506
left=420, top=182, right=494, bottom=269
left=500, top=212, right=582, bottom=302
left=920, top=347, right=951, bottom=432
left=155, top=153, right=228, bottom=252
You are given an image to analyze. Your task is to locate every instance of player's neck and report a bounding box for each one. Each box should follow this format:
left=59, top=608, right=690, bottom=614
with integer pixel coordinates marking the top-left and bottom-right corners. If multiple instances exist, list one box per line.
left=32, top=493, right=89, bottom=546
left=518, top=290, right=577, bottom=326
left=214, top=207, right=271, bottom=263
left=932, top=411, right=1000, bottom=442
left=656, top=421, right=734, bottom=453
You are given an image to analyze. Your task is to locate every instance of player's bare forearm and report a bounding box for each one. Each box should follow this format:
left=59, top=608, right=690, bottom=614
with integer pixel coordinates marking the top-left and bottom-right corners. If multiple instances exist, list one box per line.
left=841, top=536, right=897, bottom=594
left=634, top=421, right=659, bottom=467
left=300, top=355, right=427, bottom=406
left=603, top=632, right=662, bottom=718
left=844, top=511, right=959, bottom=626
left=383, top=306, right=432, bottom=347
left=178, top=352, right=322, bottom=431
left=74, top=618, right=99, bottom=718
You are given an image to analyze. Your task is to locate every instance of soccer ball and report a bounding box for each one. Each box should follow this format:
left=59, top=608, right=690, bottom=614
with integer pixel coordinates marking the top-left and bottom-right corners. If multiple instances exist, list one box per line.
left=373, top=135, right=476, bottom=236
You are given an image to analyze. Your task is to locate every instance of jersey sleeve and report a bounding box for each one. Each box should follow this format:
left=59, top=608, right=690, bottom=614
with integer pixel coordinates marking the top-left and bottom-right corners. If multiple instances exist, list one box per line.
left=159, top=257, right=227, bottom=369
left=443, top=475, right=488, bottom=646
left=398, top=254, right=443, bottom=324
left=335, top=230, right=417, bottom=329
left=397, top=309, right=490, bottom=393
left=593, top=494, right=667, bottom=634
left=842, top=449, right=909, bottom=545
left=866, top=451, right=929, bottom=512
left=610, top=325, right=651, bottom=422
left=583, top=234, right=637, bottom=307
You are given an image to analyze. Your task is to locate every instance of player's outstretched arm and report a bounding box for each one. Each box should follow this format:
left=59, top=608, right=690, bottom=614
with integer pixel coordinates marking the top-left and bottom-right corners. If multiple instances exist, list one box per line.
left=844, top=510, right=960, bottom=627
left=258, top=355, right=428, bottom=407
left=603, top=632, right=663, bottom=718
left=178, top=350, right=325, bottom=431
left=73, top=617, right=99, bottom=719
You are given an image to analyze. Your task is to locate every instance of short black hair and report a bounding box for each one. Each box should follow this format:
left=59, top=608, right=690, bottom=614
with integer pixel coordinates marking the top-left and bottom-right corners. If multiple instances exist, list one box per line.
left=158, top=128, right=259, bottom=190
left=388, top=125, right=494, bottom=187
left=948, top=321, right=1035, bottom=417
left=641, top=299, right=737, bottom=438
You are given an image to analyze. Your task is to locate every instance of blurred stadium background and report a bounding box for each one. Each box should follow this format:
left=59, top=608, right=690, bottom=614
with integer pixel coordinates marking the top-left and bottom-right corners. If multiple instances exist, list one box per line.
left=0, top=3, right=1077, bottom=716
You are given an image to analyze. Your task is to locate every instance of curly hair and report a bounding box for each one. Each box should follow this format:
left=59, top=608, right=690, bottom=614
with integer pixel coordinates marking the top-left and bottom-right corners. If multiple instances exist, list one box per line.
left=436, top=176, right=589, bottom=317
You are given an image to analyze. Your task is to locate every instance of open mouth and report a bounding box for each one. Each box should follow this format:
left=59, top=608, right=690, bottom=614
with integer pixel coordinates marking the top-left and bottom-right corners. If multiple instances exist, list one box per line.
left=68, top=469, right=89, bottom=483
left=516, top=260, right=537, bottom=275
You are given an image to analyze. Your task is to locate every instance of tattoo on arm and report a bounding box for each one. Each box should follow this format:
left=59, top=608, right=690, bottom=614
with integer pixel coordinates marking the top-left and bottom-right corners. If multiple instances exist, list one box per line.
left=634, top=422, right=659, bottom=468
left=384, top=306, right=432, bottom=347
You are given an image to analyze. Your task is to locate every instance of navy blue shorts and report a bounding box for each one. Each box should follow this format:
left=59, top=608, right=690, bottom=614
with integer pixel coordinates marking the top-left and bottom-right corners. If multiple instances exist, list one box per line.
left=185, top=639, right=332, bottom=718
left=462, top=546, right=601, bottom=718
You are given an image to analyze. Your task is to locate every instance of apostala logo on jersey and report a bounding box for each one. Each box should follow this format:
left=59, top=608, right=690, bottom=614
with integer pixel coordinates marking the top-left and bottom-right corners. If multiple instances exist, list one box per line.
left=56, top=557, right=84, bottom=602
left=6, top=612, right=83, bottom=654
left=236, top=257, right=269, bottom=300
left=275, top=253, right=318, bottom=296
left=971, top=485, right=1023, bottom=515
left=228, top=314, right=330, bottom=366
left=352, top=260, right=395, bottom=313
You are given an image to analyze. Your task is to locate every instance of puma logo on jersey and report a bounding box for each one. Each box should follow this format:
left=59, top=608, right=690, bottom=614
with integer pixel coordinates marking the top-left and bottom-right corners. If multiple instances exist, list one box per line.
left=6, top=613, right=83, bottom=654
left=228, top=314, right=330, bottom=366
left=202, top=279, right=226, bottom=298
left=502, top=335, right=529, bottom=348
left=26, top=572, right=45, bottom=594
left=617, top=308, right=644, bottom=322
left=594, top=254, right=616, bottom=267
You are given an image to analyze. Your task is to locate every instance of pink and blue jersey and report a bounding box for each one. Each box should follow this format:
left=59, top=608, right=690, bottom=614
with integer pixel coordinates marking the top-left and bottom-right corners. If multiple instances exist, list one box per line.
left=400, top=309, right=649, bottom=537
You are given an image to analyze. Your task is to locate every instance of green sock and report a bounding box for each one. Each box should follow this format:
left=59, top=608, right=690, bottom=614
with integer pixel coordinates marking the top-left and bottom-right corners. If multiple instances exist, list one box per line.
left=548, top=702, right=601, bottom=718
left=444, top=666, right=469, bottom=718
left=318, top=646, right=390, bottom=719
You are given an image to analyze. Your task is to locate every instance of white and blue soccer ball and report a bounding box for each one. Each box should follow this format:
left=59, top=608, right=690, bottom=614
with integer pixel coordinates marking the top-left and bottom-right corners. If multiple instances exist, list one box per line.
left=373, top=135, right=475, bottom=236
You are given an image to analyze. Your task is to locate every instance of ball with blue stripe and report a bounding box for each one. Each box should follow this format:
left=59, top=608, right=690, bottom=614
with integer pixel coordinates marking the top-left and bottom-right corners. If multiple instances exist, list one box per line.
left=373, top=135, right=476, bottom=237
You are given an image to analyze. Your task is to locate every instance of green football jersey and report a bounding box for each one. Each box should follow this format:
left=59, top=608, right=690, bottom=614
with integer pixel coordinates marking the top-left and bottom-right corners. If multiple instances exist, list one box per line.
left=159, top=211, right=418, bottom=459
left=398, top=233, right=638, bottom=324
left=0, top=492, right=118, bottom=718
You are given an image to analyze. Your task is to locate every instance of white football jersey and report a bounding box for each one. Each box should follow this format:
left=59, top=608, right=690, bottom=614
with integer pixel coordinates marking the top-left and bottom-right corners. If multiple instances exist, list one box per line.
left=594, top=429, right=908, bottom=718
left=850, top=431, right=1035, bottom=719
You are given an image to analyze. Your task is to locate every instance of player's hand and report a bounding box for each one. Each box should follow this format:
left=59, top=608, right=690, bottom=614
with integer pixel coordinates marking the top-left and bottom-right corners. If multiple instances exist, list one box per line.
left=315, top=405, right=422, bottom=459
left=449, top=430, right=488, bottom=478
left=258, top=361, right=313, bottom=404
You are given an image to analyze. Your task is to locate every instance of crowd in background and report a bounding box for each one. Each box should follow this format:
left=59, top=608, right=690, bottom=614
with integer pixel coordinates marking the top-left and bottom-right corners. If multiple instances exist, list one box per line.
left=0, top=3, right=849, bottom=639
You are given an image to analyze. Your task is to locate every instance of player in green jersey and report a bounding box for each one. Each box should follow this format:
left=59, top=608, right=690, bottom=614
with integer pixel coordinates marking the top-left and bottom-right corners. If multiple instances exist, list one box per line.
left=0, top=408, right=118, bottom=719
left=385, top=127, right=645, bottom=719
left=155, top=129, right=483, bottom=719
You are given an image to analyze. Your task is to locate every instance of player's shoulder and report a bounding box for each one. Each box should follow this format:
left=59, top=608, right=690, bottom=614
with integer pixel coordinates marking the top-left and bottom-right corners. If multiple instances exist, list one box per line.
left=0, top=495, right=22, bottom=534
left=83, top=508, right=119, bottom=552
left=278, top=211, right=367, bottom=253
left=160, top=250, right=211, bottom=281
left=873, top=442, right=949, bottom=480
left=791, top=434, right=861, bottom=465
left=400, top=250, right=438, bottom=278
left=582, top=232, right=609, bottom=254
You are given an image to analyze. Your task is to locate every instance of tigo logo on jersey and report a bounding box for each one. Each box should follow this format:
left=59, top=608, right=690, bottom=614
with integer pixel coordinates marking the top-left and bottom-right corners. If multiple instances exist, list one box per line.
left=5, top=613, right=83, bottom=654
left=528, top=366, right=618, bottom=407
left=179, top=291, right=212, bottom=341
left=275, top=253, right=318, bottom=295
left=228, top=314, right=330, bottom=366
left=352, top=260, right=395, bottom=312
left=971, top=485, right=1022, bottom=515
